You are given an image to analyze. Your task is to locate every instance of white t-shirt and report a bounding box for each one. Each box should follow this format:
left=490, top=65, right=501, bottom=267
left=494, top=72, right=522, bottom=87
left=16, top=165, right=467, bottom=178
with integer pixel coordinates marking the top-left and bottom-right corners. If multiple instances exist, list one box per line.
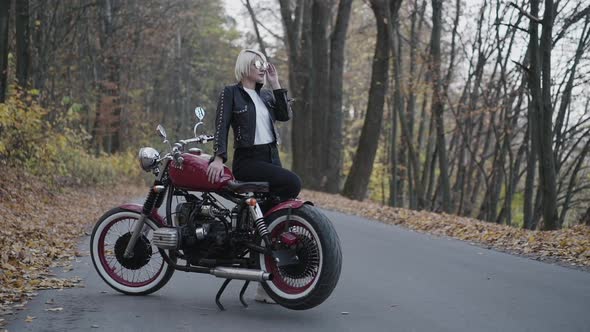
left=244, top=87, right=274, bottom=145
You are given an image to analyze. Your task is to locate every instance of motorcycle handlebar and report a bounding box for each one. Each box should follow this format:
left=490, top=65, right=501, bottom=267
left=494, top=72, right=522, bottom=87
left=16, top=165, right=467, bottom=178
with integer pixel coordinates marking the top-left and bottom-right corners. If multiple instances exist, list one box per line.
left=167, top=135, right=214, bottom=166
left=200, top=135, right=214, bottom=143
left=179, top=134, right=214, bottom=146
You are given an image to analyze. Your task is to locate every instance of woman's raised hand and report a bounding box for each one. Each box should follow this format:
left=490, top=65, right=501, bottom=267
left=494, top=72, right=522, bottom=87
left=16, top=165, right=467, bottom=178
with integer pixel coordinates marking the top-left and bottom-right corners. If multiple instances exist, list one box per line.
left=206, top=156, right=224, bottom=183
left=266, top=63, right=281, bottom=89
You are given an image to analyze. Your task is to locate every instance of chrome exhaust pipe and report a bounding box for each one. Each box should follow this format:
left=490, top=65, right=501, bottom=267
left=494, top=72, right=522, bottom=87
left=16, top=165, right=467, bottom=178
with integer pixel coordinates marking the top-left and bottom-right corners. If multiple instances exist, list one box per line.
left=210, top=267, right=272, bottom=282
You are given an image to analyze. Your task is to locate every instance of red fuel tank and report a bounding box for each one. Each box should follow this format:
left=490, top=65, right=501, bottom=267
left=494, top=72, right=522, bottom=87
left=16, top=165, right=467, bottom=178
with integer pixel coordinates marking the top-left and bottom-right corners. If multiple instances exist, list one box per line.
left=168, top=153, right=234, bottom=191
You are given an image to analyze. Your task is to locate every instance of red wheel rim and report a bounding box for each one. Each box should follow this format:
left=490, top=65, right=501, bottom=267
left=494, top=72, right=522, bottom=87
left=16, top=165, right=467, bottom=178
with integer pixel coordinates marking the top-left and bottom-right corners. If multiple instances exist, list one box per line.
left=98, top=216, right=165, bottom=287
left=265, top=220, right=321, bottom=294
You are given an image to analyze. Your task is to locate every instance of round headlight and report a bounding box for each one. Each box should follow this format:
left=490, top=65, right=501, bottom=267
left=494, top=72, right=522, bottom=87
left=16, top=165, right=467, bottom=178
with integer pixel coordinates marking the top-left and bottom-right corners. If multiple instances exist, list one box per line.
left=138, top=147, right=160, bottom=172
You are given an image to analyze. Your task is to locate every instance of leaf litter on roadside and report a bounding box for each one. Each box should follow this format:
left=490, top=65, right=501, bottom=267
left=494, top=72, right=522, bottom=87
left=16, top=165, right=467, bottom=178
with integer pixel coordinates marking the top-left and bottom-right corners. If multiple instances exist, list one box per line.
left=301, top=189, right=590, bottom=268
left=0, top=168, right=147, bottom=316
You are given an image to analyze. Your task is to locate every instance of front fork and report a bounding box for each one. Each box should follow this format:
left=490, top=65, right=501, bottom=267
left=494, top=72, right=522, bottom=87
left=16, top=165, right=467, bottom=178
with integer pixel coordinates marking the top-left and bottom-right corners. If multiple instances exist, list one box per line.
left=124, top=162, right=169, bottom=259
left=124, top=199, right=163, bottom=258
left=124, top=215, right=145, bottom=258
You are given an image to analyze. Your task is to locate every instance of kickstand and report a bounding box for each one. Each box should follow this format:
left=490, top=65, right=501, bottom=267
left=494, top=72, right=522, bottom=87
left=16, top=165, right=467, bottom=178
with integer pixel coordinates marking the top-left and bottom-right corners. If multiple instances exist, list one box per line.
left=239, top=281, right=250, bottom=308
left=215, top=279, right=232, bottom=311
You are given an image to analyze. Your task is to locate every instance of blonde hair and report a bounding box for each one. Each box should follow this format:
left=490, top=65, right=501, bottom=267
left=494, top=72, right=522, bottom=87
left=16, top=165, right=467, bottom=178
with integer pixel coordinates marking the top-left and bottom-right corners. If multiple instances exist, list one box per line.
left=234, top=49, right=267, bottom=82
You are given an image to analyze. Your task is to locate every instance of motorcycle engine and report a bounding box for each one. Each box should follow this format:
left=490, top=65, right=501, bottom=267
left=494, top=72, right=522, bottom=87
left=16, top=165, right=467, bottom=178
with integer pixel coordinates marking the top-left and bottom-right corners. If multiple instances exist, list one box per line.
left=153, top=200, right=227, bottom=251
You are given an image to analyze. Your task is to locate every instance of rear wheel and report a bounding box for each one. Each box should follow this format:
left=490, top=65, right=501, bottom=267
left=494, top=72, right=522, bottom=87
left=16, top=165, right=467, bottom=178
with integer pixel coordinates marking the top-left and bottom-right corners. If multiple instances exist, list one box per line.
left=257, top=205, right=342, bottom=310
left=90, top=208, right=175, bottom=295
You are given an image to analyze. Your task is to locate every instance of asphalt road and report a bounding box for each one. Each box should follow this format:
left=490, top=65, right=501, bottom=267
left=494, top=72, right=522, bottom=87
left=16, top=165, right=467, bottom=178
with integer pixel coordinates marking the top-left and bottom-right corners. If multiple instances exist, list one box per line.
left=5, top=208, right=590, bottom=332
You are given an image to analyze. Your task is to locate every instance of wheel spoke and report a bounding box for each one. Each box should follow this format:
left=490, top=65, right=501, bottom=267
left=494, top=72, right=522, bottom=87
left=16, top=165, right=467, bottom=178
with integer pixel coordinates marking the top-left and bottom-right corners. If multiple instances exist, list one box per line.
left=266, top=218, right=322, bottom=292
left=106, top=256, right=116, bottom=266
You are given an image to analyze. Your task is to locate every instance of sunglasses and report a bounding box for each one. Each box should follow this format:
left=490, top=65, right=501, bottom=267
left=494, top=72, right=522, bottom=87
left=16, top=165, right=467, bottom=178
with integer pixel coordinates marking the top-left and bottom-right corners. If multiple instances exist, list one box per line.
left=253, top=60, right=269, bottom=71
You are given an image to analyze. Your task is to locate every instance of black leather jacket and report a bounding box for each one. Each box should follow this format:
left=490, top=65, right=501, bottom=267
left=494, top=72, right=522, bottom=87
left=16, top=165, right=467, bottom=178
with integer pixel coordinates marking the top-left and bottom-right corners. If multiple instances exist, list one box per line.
left=212, top=82, right=292, bottom=163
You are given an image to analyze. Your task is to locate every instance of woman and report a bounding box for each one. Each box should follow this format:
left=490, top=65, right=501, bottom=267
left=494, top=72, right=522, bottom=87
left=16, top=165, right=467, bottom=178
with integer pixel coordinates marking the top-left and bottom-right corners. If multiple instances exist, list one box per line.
left=206, top=49, right=300, bottom=304
left=206, top=49, right=301, bottom=207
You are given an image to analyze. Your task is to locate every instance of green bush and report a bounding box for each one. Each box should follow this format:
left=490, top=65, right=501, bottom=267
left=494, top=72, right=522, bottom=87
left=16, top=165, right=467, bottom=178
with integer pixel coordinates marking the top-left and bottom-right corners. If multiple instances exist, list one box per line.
left=0, top=91, right=141, bottom=187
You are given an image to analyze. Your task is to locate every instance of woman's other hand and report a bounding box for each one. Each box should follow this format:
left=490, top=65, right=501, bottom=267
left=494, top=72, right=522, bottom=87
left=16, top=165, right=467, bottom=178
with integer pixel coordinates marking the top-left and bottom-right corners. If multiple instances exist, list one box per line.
left=266, top=63, right=281, bottom=89
left=207, top=156, right=225, bottom=183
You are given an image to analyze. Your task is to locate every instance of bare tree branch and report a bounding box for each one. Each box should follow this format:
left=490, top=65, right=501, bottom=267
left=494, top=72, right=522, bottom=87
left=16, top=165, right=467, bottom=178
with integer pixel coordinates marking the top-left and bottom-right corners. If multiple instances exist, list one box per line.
left=494, top=22, right=529, bottom=34
left=509, top=2, right=542, bottom=23
left=511, top=59, right=529, bottom=73
left=255, top=19, right=284, bottom=42
left=553, top=4, right=590, bottom=46
left=242, top=0, right=267, bottom=58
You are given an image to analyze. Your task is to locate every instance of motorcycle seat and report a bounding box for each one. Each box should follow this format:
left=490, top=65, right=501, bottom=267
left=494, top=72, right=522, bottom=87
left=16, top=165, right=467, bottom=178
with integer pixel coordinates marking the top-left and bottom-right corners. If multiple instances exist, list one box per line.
left=226, top=180, right=270, bottom=193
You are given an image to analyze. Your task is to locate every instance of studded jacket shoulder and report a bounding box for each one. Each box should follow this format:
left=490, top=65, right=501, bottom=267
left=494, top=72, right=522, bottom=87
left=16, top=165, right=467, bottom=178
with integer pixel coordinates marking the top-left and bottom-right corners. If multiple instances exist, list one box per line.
left=211, top=82, right=292, bottom=163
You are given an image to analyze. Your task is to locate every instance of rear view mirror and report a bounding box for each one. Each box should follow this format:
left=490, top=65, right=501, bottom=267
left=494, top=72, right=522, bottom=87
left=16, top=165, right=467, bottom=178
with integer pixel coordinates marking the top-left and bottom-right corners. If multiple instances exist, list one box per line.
left=156, top=124, right=167, bottom=140
left=193, top=107, right=206, bottom=137
left=195, top=107, right=205, bottom=121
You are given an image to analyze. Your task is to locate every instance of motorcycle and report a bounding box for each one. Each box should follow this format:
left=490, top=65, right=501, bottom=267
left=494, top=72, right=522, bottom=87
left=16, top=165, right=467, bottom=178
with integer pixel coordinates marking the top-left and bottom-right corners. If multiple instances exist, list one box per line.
left=90, top=108, right=342, bottom=310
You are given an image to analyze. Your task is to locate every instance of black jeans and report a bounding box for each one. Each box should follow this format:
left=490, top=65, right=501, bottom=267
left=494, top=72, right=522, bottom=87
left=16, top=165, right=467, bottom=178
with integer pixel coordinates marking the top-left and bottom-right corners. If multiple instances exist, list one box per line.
left=232, top=143, right=301, bottom=200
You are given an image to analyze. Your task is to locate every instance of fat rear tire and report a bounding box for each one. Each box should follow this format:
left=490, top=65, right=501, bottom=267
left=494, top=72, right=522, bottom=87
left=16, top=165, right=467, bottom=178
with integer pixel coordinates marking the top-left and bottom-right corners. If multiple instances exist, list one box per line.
left=257, top=205, right=342, bottom=310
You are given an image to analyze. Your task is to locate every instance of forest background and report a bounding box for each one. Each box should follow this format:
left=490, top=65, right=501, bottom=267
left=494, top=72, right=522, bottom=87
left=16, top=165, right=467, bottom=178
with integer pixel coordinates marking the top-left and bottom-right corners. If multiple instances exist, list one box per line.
left=0, top=0, right=589, bottom=232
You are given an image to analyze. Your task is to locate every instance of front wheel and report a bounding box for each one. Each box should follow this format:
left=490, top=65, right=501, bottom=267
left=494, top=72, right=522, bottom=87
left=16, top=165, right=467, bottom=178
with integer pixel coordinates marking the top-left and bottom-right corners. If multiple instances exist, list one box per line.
left=257, top=205, right=342, bottom=310
left=90, top=207, right=175, bottom=295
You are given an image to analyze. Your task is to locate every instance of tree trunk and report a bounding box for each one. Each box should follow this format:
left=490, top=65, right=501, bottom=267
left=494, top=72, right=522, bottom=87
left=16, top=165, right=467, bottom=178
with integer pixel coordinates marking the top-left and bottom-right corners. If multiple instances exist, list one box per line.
left=386, top=0, right=425, bottom=209
left=497, top=75, right=527, bottom=225
left=280, top=0, right=302, bottom=167
left=524, top=85, right=538, bottom=229
left=389, top=0, right=404, bottom=207
left=325, top=0, right=353, bottom=193
left=532, top=184, right=544, bottom=229
left=458, top=2, right=488, bottom=216
left=342, top=0, right=391, bottom=200
left=469, top=111, right=495, bottom=214
left=427, top=144, right=438, bottom=207
left=406, top=0, right=427, bottom=208
left=429, top=0, right=451, bottom=212
left=16, top=0, right=30, bottom=87
left=527, top=0, right=558, bottom=230
left=30, top=0, right=48, bottom=92
left=296, top=2, right=315, bottom=185
left=538, top=0, right=558, bottom=230
left=580, top=205, right=590, bottom=226
left=498, top=124, right=527, bottom=225
left=280, top=0, right=315, bottom=187
left=389, top=92, right=398, bottom=206
left=477, top=115, right=508, bottom=222
left=421, top=104, right=436, bottom=205
left=280, top=0, right=351, bottom=192
left=444, top=0, right=460, bottom=213
left=310, top=0, right=331, bottom=190
left=0, top=0, right=10, bottom=102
